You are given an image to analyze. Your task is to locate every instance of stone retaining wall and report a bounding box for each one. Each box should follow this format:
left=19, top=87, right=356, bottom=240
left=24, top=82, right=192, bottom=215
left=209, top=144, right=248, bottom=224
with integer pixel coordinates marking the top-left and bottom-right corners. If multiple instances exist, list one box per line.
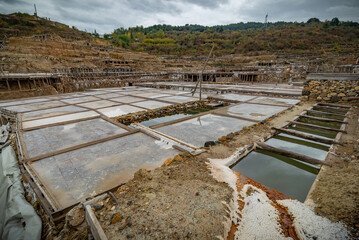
left=302, top=79, right=359, bottom=102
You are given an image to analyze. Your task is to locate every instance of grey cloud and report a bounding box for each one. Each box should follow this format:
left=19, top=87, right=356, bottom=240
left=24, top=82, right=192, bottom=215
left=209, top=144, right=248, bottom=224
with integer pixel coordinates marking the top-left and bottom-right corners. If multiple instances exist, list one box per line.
left=124, top=0, right=180, bottom=14
left=180, top=0, right=229, bottom=8
left=0, top=0, right=27, bottom=4
left=239, top=0, right=359, bottom=22
left=0, top=0, right=358, bottom=34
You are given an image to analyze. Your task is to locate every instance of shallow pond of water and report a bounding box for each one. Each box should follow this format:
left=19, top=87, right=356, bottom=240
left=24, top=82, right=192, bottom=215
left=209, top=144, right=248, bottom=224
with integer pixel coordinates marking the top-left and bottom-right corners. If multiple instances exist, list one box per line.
left=231, top=149, right=319, bottom=202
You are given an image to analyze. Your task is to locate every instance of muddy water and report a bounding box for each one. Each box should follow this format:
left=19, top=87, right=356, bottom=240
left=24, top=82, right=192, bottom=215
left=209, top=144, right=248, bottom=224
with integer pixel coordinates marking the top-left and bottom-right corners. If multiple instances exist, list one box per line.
left=231, top=149, right=318, bottom=202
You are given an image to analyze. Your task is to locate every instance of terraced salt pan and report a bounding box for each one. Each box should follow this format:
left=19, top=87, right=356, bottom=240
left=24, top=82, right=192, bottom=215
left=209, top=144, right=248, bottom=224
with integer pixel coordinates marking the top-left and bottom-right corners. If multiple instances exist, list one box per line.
left=22, top=105, right=88, bottom=121
left=4, top=101, right=66, bottom=113
left=132, top=100, right=172, bottom=110
left=227, top=103, right=288, bottom=121
left=62, top=96, right=100, bottom=104
left=97, top=105, right=144, bottom=117
left=29, top=132, right=179, bottom=209
left=77, top=100, right=120, bottom=109
left=111, top=96, right=146, bottom=104
left=0, top=98, right=50, bottom=107
left=23, top=118, right=127, bottom=158
left=156, top=114, right=253, bottom=147
left=211, top=93, right=256, bottom=102
left=249, top=96, right=300, bottom=105
left=93, top=93, right=125, bottom=99
left=158, top=95, right=198, bottom=103
left=22, top=111, right=100, bottom=129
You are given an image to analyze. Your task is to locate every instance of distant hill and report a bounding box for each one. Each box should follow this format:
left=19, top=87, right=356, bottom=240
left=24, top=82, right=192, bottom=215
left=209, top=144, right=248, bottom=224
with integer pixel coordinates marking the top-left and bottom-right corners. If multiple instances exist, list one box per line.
left=0, top=12, right=91, bottom=40
left=104, top=19, right=359, bottom=56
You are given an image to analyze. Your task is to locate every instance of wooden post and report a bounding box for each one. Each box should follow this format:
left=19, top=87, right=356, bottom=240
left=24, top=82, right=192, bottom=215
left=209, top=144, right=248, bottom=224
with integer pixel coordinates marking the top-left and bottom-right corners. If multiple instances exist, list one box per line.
left=272, top=127, right=342, bottom=145
left=289, top=120, right=346, bottom=133
left=6, top=80, right=10, bottom=91
left=305, top=109, right=346, bottom=118
left=17, top=79, right=22, bottom=90
left=300, top=115, right=347, bottom=124
left=313, top=105, right=348, bottom=113
left=256, top=142, right=331, bottom=166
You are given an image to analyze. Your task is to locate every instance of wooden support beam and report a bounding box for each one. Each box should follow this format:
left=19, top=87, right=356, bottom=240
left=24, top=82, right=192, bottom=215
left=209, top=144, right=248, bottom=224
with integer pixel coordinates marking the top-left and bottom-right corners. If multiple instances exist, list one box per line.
left=17, top=79, right=22, bottom=90
left=305, top=109, right=346, bottom=118
left=313, top=105, right=348, bottom=113
left=6, top=80, right=10, bottom=91
left=318, top=103, right=350, bottom=109
left=299, top=115, right=348, bottom=124
left=256, top=142, right=331, bottom=166
left=288, top=121, right=347, bottom=133
left=272, top=127, right=342, bottom=145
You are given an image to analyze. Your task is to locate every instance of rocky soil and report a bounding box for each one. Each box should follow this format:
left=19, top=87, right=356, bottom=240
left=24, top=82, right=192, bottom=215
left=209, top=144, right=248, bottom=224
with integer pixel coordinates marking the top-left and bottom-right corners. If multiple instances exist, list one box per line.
left=308, top=105, right=359, bottom=238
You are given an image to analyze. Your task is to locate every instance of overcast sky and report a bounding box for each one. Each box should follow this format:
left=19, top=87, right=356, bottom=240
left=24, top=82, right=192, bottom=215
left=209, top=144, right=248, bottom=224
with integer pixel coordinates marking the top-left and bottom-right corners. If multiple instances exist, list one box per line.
left=1, top=0, right=358, bottom=34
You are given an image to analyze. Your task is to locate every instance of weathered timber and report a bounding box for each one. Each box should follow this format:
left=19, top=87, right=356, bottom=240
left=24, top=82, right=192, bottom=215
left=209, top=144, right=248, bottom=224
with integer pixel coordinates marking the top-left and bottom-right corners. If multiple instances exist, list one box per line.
left=272, top=127, right=342, bottom=145
left=318, top=103, right=350, bottom=109
left=313, top=105, right=348, bottom=113
left=108, top=192, right=120, bottom=205
left=305, top=109, right=346, bottom=118
left=256, top=142, right=331, bottom=166
left=299, top=115, right=348, bottom=124
left=288, top=121, right=347, bottom=133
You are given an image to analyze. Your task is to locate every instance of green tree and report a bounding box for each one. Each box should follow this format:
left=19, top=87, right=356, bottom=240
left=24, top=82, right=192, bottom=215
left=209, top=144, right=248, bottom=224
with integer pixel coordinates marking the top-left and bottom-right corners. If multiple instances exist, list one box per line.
left=307, top=18, right=320, bottom=23
left=330, top=17, right=340, bottom=26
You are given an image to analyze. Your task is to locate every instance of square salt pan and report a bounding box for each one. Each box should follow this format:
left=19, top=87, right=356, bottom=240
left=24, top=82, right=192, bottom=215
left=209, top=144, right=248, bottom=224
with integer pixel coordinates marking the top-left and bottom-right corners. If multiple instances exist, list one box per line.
left=248, top=97, right=300, bottom=106
left=0, top=98, right=50, bottom=107
left=22, top=111, right=100, bottom=129
left=158, top=95, right=198, bottom=103
left=227, top=103, right=288, bottom=121
left=94, top=93, right=125, bottom=99
left=78, top=100, right=120, bottom=109
left=23, top=118, right=127, bottom=159
left=28, top=132, right=179, bottom=209
left=132, top=100, right=172, bottom=110
left=5, top=101, right=66, bottom=113
left=212, top=93, right=256, bottom=102
left=62, top=96, right=100, bottom=104
left=98, top=105, right=144, bottom=117
left=22, top=105, right=88, bottom=121
left=156, top=114, right=253, bottom=147
left=111, top=96, right=146, bottom=104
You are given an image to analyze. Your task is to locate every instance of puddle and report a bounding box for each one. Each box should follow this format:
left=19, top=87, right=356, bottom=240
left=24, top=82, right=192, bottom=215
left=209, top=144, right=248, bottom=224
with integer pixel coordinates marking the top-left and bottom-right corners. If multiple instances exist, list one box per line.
left=231, top=149, right=318, bottom=202
left=266, top=135, right=329, bottom=161
left=298, top=118, right=341, bottom=130
left=288, top=125, right=337, bottom=139
left=306, top=112, right=345, bottom=121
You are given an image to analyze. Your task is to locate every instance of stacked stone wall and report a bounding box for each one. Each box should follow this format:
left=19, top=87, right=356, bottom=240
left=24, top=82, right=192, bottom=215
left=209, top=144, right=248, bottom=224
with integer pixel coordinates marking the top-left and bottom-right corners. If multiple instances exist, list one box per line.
left=303, top=79, right=359, bottom=102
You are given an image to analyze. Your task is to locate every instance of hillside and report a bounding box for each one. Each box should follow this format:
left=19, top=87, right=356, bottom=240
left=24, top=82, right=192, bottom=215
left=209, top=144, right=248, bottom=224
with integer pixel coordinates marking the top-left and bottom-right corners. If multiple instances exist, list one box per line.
left=105, top=19, right=359, bottom=56
left=0, top=13, right=179, bottom=73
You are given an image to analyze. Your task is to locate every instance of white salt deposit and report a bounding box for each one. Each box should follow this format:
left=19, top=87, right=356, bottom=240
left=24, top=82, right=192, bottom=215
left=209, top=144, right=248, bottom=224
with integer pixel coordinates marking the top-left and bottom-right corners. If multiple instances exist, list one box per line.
left=236, top=184, right=289, bottom=239
left=277, top=199, right=349, bottom=239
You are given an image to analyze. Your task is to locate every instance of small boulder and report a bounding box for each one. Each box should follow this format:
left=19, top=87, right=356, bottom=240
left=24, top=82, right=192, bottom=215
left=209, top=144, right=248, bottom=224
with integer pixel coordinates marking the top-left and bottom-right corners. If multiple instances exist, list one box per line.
left=204, top=141, right=216, bottom=147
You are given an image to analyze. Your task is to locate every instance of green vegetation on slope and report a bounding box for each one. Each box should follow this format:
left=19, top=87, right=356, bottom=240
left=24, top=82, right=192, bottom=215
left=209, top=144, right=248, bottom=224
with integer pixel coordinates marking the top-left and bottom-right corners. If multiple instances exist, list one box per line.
left=104, top=19, right=359, bottom=56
